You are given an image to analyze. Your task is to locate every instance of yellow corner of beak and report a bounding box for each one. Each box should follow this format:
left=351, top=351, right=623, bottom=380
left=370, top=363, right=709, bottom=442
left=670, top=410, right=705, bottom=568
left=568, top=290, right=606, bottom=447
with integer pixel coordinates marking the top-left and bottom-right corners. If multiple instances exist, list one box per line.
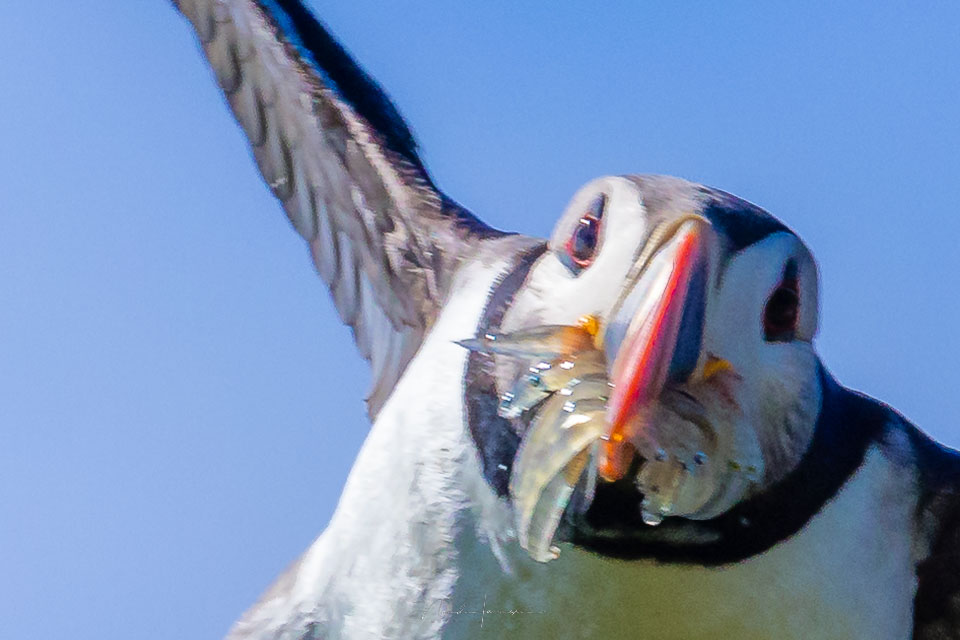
left=578, top=314, right=603, bottom=348
left=702, top=356, right=734, bottom=381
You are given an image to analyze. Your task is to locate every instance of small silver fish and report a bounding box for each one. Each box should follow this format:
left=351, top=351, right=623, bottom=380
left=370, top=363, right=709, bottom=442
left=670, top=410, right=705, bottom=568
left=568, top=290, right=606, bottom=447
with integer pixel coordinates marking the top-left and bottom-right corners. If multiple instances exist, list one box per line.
left=510, top=395, right=608, bottom=560
left=520, top=447, right=592, bottom=562
left=498, top=350, right=607, bottom=419
left=456, top=324, right=596, bottom=360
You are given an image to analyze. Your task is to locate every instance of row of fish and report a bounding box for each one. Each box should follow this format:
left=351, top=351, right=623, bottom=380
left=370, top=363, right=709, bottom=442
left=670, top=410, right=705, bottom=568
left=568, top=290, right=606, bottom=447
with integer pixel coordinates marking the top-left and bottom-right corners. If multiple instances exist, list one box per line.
left=459, top=321, right=747, bottom=563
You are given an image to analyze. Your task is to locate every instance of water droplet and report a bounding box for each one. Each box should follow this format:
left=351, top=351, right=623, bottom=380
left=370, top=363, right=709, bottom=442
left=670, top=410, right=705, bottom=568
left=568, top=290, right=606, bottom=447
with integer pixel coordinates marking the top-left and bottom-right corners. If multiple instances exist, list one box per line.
left=641, top=509, right=664, bottom=526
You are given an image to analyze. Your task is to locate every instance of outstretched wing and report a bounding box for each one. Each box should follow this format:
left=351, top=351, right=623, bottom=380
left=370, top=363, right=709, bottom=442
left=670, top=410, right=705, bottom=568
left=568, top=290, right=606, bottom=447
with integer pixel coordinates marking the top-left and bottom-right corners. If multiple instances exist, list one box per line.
left=173, top=0, right=502, bottom=415
left=912, top=434, right=960, bottom=639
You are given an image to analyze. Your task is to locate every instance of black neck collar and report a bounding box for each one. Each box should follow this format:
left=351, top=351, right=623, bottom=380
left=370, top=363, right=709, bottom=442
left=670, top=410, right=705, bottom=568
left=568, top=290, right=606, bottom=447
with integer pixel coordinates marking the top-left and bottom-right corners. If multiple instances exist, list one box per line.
left=463, top=243, right=546, bottom=497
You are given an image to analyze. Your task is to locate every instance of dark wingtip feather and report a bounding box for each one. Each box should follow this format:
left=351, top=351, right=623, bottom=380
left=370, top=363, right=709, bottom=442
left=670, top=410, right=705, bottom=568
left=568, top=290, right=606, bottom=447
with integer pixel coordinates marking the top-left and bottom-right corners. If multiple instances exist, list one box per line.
left=262, top=0, right=426, bottom=173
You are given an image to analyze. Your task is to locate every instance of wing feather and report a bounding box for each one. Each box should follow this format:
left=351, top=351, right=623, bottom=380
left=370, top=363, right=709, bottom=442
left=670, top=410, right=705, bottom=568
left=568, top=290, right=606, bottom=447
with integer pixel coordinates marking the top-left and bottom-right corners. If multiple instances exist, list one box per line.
left=174, top=0, right=504, bottom=415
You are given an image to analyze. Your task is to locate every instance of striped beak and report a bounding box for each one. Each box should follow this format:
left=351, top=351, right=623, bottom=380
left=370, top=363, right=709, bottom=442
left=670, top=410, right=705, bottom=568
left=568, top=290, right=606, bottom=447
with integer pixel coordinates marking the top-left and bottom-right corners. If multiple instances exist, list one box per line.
left=598, top=218, right=712, bottom=481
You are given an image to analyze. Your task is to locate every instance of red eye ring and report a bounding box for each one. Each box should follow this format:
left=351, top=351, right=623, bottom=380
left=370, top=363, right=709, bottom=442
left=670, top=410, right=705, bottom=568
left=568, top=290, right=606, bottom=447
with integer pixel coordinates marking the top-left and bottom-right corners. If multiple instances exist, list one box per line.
left=565, top=214, right=602, bottom=268
left=563, top=194, right=606, bottom=272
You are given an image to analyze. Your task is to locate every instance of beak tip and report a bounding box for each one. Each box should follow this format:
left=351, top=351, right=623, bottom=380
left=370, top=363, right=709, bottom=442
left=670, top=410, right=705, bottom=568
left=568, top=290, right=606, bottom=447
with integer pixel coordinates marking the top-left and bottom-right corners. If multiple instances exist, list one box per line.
left=597, top=440, right=635, bottom=482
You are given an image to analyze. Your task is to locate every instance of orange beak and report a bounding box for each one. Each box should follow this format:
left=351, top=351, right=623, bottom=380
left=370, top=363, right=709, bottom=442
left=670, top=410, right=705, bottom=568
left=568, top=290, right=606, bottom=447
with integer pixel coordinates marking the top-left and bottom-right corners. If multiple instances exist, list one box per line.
left=599, top=219, right=710, bottom=481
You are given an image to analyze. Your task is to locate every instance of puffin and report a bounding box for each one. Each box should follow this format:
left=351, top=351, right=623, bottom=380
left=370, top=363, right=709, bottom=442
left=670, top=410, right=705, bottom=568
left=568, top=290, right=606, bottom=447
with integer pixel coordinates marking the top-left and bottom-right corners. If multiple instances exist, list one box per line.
left=172, top=1, right=960, bottom=638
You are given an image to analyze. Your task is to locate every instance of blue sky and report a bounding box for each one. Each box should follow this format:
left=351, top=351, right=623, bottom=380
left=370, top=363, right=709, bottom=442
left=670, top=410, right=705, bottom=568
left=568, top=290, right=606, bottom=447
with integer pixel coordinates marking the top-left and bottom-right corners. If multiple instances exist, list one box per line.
left=1, top=2, right=958, bottom=638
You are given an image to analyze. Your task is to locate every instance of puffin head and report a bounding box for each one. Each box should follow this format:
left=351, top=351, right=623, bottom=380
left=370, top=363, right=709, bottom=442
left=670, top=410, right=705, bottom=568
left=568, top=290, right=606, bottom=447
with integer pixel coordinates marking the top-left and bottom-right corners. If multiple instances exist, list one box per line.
left=467, top=174, right=824, bottom=561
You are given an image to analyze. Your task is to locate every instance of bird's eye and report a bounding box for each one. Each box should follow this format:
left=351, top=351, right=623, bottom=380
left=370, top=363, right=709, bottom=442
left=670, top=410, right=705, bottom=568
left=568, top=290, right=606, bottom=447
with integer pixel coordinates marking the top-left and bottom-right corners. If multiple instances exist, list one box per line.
left=763, top=278, right=799, bottom=342
left=563, top=195, right=605, bottom=272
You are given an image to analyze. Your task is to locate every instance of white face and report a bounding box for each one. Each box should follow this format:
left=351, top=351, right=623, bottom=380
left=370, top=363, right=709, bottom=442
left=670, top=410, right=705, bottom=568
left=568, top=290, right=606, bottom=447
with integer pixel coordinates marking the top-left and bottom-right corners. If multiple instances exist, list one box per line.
left=500, top=175, right=823, bottom=516
left=708, top=231, right=821, bottom=488
left=503, top=177, right=653, bottom=329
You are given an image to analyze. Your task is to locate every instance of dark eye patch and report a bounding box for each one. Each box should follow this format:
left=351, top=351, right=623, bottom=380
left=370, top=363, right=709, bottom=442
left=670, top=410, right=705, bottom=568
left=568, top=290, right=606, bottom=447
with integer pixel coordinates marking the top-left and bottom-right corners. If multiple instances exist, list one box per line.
left=763, top=260, right=799, bottom=342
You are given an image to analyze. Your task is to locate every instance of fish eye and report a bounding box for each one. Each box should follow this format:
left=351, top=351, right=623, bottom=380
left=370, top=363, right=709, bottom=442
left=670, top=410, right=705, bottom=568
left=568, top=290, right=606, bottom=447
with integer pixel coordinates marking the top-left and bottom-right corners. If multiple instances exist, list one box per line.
left=763, top=275, right=799, bottom=342
left=563, top=194, right=605, bottom=272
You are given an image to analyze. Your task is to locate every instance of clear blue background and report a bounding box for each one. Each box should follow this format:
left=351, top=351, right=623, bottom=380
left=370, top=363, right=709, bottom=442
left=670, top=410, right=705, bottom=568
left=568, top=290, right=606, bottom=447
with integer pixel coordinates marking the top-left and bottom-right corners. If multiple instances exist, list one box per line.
left=1, top=2, right=958, bottom=638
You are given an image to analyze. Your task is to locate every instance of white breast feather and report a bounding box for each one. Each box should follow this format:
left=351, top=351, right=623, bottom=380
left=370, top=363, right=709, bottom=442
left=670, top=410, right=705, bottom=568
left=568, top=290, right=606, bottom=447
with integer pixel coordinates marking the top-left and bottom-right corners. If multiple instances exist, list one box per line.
left=228, top=254, right=923, bottom=640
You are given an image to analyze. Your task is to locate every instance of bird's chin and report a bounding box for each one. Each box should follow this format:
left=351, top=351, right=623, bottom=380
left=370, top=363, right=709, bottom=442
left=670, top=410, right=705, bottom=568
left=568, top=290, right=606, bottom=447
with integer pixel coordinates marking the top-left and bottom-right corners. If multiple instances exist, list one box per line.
left=559, top=470, right=680, bottom=548
left=557, top=482, right=733, bottom=559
